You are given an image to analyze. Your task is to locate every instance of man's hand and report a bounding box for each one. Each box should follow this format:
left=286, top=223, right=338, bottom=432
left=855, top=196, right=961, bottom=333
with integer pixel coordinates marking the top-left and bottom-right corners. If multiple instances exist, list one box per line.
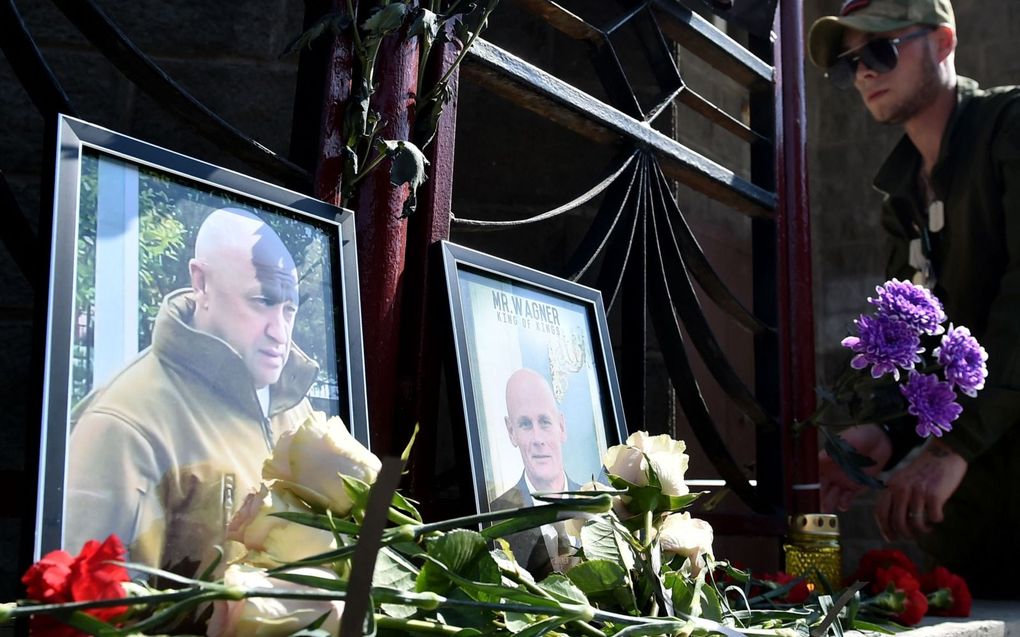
left=874, top=439, right=967, bottom=542
left=819, top=424, right=893, bottom=513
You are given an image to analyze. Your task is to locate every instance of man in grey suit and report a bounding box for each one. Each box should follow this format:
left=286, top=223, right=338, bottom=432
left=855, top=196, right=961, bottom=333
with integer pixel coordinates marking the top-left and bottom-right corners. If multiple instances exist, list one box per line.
left=490, top=368, right=580, bottom=573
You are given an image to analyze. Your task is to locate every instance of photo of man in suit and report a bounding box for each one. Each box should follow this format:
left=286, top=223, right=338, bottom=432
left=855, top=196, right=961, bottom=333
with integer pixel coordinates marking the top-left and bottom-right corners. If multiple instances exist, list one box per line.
left=490, top=368, right=581, bottom=573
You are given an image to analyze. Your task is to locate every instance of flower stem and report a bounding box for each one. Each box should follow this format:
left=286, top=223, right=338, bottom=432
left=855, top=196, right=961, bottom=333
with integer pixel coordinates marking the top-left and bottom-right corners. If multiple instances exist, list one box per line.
left=412, top=495, right=612, bottom=538
left=375, top=615, right=463, bottom=635
left=6, top=589, right=201, bottom=618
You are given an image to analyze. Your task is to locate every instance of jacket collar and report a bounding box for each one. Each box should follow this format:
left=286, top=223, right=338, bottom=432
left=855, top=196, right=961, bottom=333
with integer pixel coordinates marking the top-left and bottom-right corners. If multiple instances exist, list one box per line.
left=152, top=289, right=318, bottom=419
left=873, top=76, right=981, bottom=198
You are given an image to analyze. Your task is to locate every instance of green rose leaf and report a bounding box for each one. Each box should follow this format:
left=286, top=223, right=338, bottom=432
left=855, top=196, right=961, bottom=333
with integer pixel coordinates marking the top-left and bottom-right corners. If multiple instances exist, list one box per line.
left=537, top=574, right=587, bottom=606
left=565, top=559, right=627, bottom=595
left=566, top=559, right=637, bottom=612
left=389, top=489, right=423, bottom=523
left=416, top=529, right=500, bottom=599
left=340, top=474, right=372, bottom=516
left=580, top=516, right=636, bottom=572
left=607, top=474, right=662, bottom=515
left=504, top=610, right=538, bottom=633
left=374, top=548, right=419, bottom=618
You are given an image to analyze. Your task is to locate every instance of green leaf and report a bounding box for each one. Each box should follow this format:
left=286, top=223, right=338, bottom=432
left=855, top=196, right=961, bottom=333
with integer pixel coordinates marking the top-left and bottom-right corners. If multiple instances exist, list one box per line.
left=414, top=83, right=451, bottom=148
left=374, top=548, right=419, bottom=618
left=344, top=84, right=372, bottom=143
left=401, top=423, right=420, bottom=465
left=361, top=3, right=410, bottom=38
left=390, top=489, right=423, bottom=523
left=408, top=8, right=440, bottom=42
left=821, top=429, right=884, bottom=490
left=269, top=511, right=361, bottom=535
left=512, top=615, right=576, bottom=637
left=416, top=529, right=499, bottom=598
left=579, top=516, right=636, bottom=572
left=612, top=620, right=696, bottom=637
left=378, top=139, right=430, bottom=217
left=565, top=559, right=636, bottom=612
left=537, top=574, right=587, bottom=606
left=341, top=474, right=373, bottom=514
left=849, top=619, right=898, bottom=634
left=565, top=559, right=627, bottom=595
left=270, top=571, right=348, bottom=592
left=417, top=554, right=559, bottom=608
left=280, top=11, right=352, bottom=58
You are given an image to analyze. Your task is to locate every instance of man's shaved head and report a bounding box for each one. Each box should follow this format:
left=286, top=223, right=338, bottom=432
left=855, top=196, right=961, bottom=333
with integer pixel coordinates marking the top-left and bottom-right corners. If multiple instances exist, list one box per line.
left=189, top=208, right=299, bottom=388
left=504, top=368, right=567, bottom=492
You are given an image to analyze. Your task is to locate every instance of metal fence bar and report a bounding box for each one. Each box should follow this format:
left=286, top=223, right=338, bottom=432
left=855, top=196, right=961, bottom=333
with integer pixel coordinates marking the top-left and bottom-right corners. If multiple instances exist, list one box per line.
left=464, top=38, right=777, bottom=216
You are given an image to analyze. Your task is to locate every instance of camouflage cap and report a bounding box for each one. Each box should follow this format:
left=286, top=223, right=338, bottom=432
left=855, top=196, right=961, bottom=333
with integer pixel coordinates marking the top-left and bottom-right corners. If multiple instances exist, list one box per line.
left=808, top=0, right=955, bottom=68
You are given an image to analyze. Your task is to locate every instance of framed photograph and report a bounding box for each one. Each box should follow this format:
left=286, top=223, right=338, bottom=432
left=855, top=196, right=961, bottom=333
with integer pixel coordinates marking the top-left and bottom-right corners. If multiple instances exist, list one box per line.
left=440, top=241, right=627, bottom=571
left=35, top=115, right=369, bottom=567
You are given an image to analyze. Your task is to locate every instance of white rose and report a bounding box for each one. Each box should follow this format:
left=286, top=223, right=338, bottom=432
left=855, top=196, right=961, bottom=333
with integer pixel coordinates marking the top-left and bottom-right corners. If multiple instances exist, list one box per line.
left=226, top=484, right=337, bottom=567
left=207, top=565, right=344, bottom=637
left=263, top=412, right=381, bottom=515
left=658, top=512, right=713, bottom=576
left=603, top=431, right=689, bottom=496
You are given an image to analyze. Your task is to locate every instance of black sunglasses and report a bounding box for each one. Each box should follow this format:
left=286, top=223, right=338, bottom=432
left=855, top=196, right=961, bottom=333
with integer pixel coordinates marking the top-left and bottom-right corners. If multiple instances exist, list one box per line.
left=826, top=28, right=933, bottom=89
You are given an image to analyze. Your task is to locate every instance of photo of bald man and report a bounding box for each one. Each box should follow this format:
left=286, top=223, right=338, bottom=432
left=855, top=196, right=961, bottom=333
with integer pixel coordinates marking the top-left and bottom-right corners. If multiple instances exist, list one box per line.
left=65, top=207, right=319, bottom=577
left=489, top=368, right=581, bottom=574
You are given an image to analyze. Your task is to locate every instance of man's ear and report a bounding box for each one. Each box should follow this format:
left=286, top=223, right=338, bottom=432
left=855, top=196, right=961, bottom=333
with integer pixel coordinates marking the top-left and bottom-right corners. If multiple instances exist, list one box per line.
left=505, top=416, right=517, bottom=447
left=932, top=25, right=956, bottom=62
left=189, top=258, right=207, bottom=294
left=558, top=412, right=566, bottom=441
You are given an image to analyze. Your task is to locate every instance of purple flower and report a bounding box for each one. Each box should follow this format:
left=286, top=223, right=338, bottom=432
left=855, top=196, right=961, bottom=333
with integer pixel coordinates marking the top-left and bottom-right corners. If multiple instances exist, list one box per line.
left=900, top=371, right=963, bottom=438
left=842, top=313, right=923, bottom=380
left=868, top=279, right=947, bottom=335
left=934, top=324, right=988, bottom=397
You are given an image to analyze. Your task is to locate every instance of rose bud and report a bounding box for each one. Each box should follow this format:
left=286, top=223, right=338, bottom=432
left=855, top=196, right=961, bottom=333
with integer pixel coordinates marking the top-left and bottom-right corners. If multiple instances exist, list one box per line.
left=603, top=431, right=690, bottom=496
left=658, top=512, right=714, bottom=576
left=263, top=413, right=381, bottom=516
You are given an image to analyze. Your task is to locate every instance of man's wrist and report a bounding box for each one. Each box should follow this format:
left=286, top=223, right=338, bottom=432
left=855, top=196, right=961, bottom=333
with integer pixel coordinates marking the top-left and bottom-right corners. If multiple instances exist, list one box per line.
left=923, top=438, right=964, bottom=461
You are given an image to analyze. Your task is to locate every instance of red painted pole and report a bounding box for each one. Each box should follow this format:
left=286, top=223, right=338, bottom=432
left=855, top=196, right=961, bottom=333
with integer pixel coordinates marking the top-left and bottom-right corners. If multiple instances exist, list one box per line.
left=775, top=0, right=819, bottom=514
left=315, top=2, right=421, bottom=455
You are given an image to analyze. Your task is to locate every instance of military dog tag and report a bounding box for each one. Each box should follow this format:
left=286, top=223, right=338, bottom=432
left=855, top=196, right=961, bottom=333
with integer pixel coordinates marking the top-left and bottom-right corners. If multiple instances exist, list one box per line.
left=929, top=200, right=945, bottom=232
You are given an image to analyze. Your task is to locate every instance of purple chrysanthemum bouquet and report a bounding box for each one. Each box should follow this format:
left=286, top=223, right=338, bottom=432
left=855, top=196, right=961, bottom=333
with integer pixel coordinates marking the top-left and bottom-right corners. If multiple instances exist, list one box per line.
left=843, top=280, right=985, bottom=438
left=812, top=279, right=987, bottom=440
left=804, top=279, right=987, bottom=488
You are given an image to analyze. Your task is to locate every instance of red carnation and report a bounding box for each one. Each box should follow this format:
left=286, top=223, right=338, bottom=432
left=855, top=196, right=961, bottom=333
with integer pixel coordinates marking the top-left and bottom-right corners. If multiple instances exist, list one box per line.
left=921, top=567, right=972, bottom=617
left=21, top=535, right=130, bottom=636
left=849, top=549, right=919, bottom=587
left=872, top=564, right=921, bottom=595
left=897, top=588, right=930, bottom=626
left=761, top=572, right=811, bottom=604
left=871, top=565, right=928, bottom=626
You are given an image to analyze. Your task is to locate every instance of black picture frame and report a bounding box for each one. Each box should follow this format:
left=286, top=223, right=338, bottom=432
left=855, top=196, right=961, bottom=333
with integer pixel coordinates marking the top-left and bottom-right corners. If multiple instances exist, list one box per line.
left=440, top=241, right=628, bottom=564
left=35, top=115, right=369, bottom=560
